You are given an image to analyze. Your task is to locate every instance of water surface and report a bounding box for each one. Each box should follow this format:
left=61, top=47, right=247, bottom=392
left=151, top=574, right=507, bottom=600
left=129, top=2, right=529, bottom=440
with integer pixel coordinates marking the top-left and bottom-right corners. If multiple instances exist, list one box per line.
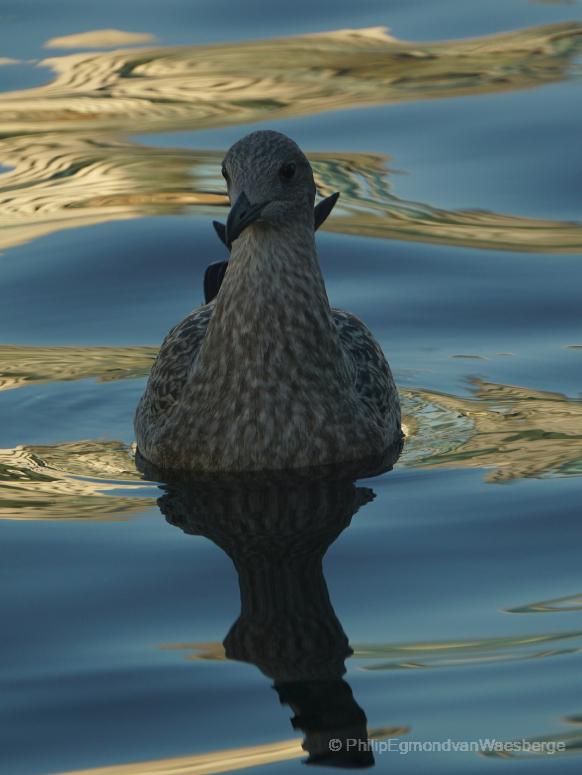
left=1, top=2, right=582, bottom=773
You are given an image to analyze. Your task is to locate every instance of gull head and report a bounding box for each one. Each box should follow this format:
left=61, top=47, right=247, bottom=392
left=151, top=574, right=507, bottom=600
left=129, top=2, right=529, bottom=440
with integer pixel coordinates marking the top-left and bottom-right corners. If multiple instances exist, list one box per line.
left=221, top=130, right=317, bottom=247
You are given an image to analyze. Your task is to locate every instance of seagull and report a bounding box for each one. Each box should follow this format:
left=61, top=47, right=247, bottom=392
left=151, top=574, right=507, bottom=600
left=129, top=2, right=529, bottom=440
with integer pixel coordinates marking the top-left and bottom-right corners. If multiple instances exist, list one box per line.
left=134, top=130, right=401, bottom=472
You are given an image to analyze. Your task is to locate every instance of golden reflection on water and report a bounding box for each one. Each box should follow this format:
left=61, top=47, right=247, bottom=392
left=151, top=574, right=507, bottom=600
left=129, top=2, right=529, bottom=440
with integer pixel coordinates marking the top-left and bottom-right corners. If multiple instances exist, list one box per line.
left=161, top=630, right=582, bottom=671
left=0, top=439, right=156, bottom=520
left=0, top=344, right=156, bottom=391
left=55, top=738, right=306, bottom=775
left=1, top=345, right=581, bottom=519
left=55, top=727, right=409, bottom=775
left=2, top=134, right=582, bottom=254
left=2, top=24, right=582, bottom=253
left=3, top=23, right=582, bottom=135
left=506, top=592, right=582, bottom=613
left=481, top=715, right=582, bottom=759
left=403, top=379, right=582, bottom=482
left=45, top=29, right=157, bottom=50
left=355, top=631, right=582, bottom=669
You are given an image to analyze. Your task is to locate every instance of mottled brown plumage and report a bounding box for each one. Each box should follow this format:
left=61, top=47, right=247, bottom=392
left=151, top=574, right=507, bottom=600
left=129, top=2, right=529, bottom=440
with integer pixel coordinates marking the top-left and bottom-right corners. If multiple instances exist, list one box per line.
left=135, top=130, right=401, bottom=472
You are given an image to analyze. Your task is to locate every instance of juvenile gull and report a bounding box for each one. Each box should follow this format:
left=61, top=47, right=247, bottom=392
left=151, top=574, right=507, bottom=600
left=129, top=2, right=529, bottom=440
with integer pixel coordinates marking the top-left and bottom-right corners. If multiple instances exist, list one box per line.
left=135, top=130, right=401, bottom=472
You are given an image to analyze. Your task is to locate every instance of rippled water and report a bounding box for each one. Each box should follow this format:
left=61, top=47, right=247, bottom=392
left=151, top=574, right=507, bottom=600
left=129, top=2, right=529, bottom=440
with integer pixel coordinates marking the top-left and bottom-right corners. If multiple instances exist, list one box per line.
left=1, top=1, right=582, bottom=773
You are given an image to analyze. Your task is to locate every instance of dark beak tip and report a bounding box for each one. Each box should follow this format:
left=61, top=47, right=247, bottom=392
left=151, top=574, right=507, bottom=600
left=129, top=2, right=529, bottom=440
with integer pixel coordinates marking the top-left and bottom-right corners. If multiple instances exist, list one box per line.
left=226, top=190, right=268, bottom=246
left=212, top=220, right=229, bottom=250
left=314, top=191, right=341, bottom=231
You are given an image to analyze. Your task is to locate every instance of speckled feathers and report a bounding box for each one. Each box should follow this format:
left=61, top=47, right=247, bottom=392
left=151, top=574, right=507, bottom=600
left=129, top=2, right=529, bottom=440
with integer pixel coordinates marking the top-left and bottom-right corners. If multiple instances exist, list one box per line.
left=135, top=130, right=401, bottom=472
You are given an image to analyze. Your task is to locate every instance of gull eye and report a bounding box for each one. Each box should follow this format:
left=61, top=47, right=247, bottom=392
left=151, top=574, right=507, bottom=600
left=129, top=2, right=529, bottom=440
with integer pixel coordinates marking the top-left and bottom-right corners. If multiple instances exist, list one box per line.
left=279, top=162, right=296, bottom=180
left=221, top=165, right=229, bottom=183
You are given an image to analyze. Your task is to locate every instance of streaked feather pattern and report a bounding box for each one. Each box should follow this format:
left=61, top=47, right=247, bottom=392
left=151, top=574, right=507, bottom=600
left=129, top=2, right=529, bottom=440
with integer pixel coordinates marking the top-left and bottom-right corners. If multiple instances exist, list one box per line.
left=135, top=131, right=401, bottom=472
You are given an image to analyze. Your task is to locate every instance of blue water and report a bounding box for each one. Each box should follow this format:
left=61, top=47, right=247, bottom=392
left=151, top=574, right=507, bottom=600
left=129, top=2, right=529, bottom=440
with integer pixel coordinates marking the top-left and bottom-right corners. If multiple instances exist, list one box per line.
left=1, top=1, right=582, bottom=774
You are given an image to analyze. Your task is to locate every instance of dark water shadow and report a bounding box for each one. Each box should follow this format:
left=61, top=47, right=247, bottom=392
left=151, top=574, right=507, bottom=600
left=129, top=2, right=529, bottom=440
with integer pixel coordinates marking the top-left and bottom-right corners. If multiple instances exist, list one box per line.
left=137, top=443, right=402, bottom=768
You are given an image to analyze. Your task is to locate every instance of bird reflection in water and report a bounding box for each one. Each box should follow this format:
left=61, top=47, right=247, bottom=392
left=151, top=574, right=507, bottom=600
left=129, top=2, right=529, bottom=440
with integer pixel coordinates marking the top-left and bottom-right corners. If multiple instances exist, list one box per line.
left=138, top=442, right=402, bottom=769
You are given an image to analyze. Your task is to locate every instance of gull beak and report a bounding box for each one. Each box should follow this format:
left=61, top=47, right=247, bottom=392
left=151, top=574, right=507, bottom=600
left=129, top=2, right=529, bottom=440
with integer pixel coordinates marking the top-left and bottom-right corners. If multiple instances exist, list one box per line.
left=225, top=192, right=269, bottom=248
left=212, top=191, right=341, bottom=252
left=313, top=192, right=340, bottom=230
